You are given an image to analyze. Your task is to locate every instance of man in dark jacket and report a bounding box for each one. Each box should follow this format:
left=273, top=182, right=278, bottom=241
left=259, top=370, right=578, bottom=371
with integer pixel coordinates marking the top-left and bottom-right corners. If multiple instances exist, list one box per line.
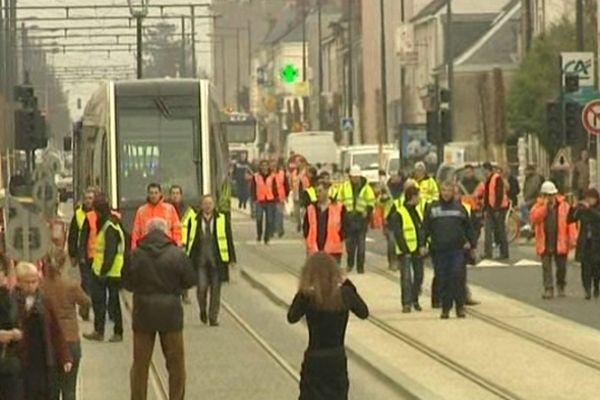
left=189, top=195, right=236, bottom=326
left=67, top=188, right=96, bottom=297
left=0, top=257, right=22, bottom=400
left=422, top=181, right=476, bottom=319
left=122, top=218, right=196, bottom=400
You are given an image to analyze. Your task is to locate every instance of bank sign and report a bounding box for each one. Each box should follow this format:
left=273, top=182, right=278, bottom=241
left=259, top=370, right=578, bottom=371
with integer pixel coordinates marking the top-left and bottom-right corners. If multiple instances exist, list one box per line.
left=561, top=52, right=594, bottom=88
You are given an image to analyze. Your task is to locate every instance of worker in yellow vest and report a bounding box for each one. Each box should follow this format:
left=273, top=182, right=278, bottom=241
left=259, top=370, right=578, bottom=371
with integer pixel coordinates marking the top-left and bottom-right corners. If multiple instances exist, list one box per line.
left=67, top=187, right=96, bottom=297
left=388, top=186, right=425, bottom=312
left=187, top=194, right=236, bottom=326
left=414, top=162, right=439, bottom=204
left=83, top=194, right=125, bottom=343
left=337, top=165, right=376, bottom=273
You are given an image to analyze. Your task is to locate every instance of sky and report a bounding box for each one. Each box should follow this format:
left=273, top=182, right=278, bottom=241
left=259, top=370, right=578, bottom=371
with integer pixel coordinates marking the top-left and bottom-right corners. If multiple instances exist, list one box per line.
left=17, top=0, right=214, bottom=120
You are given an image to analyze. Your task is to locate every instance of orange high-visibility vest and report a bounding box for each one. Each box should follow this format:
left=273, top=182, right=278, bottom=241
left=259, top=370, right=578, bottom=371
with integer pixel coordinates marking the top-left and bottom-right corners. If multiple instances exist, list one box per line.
left=86, top=211, right=98, bottom=259
left=530, top=197, right=578, bottom=256
left=255, top=174, right=275, bottom=202
left=306, top=203, right=343, bottom=255
left=487, top=173, right=509, bottom=209
left=274, top=170, right=287, bottom=201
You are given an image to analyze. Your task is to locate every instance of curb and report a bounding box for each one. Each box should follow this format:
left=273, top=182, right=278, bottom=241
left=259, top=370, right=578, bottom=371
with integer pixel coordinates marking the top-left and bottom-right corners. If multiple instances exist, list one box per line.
left=240, top=267, right=443, bottom=400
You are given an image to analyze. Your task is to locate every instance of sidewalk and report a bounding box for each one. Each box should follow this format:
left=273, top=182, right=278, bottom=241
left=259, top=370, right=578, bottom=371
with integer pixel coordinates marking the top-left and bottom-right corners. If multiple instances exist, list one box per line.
left=233, top=211, right=600, bottom=400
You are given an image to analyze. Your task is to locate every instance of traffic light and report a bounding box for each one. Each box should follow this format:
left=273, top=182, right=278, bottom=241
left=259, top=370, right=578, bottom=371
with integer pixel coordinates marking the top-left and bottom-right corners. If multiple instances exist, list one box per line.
left=440, top=109, right=452, bottom=142
left=564, top=73, right=579, bottom=93
left=546, top=101, right=564, bottom=147
left=13, top=84, right=47, bottom=151
left=564, top=101, right=584, bottom=146
left=426, top=111, right=439, bottom=143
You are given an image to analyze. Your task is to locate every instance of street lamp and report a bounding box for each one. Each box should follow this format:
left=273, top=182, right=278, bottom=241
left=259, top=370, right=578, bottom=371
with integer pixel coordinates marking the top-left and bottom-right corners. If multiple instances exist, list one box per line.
left=127, top=0, right=149, bottom=79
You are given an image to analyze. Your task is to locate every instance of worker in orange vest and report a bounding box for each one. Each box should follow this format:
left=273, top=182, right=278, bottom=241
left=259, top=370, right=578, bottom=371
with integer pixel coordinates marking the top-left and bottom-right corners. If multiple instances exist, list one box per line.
left=482, top=162, right=509, bottom=260
left=131, top=183, right=181, bottom=249
left=271, top=159, right=290, bottom=238
left=251, top=160, right=278, bottom=244
left=530, top=181, right=578, bottom=299
left=303, top=181, right=345, bottom=265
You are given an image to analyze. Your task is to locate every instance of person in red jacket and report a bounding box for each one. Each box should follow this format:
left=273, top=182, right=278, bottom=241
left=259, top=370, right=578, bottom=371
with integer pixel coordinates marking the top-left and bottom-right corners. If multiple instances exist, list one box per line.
left=251, top=160, right=278, bottom=244
left=271, top=158, right=290, bottom=238
left=530, top=181, right=578, bottom=299
left=131, top=183, right=181, bottom=248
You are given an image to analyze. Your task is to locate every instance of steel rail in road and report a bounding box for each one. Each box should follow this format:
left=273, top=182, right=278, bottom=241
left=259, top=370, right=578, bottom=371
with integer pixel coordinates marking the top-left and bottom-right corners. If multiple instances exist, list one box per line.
left=235, top=222, right=524, bottom=400
left=367, top=260, right=600, bottom=374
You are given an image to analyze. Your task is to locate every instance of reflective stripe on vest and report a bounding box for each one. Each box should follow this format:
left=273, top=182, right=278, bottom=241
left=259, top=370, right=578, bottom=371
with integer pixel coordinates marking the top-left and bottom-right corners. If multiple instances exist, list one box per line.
left=418, top=177, right=439, bottom=203
left=75, top=207, right=86, bottom=230
left=395, top=206, right=419, bottom=255
left=306, top=203, right=343, bottom=255
left=186, top=213, right=230, bottom=263
left=181, top=207, right=198, bottom=249
left=255, top=174, right=275, bottom=202
left=339, top=181, right=375, bottom=215
left=92, top=220, right=125, bottom=278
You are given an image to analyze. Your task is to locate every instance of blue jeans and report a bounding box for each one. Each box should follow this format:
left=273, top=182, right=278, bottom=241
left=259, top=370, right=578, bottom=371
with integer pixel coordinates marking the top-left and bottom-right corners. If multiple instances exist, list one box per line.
left=399, top=254, right=424, bottom=306
left=58, top=342, right=81, bottom=400
left=255, top=202, right=276, bottom=242
left=346, top=227, right=367, bottom=272
left=432, top=250, right=466, bottom=312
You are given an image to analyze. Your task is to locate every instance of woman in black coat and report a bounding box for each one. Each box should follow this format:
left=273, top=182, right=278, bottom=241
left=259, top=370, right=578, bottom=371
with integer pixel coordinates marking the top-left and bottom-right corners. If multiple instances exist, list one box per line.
left=287, top=252, right=369, bottom=400
left=568, top=188, right=600, bottom=299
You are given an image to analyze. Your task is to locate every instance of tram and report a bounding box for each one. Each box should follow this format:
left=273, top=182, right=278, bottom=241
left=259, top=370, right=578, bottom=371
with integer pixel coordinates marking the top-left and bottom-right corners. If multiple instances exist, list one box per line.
left=221, top=112, right=261, bottom=162
left=73, top=79, right=229, bottom=230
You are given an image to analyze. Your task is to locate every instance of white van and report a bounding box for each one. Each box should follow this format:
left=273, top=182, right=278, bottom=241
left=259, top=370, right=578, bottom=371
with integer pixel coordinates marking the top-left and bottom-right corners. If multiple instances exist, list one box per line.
left=284, top=131, right=339, bottom=165
left=340, top=145, right=397, bottom=183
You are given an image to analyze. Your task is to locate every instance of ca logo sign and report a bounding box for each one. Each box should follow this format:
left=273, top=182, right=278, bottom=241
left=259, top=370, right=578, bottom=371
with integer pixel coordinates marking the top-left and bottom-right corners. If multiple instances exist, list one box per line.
left=564, top=59, right=592, bottom=78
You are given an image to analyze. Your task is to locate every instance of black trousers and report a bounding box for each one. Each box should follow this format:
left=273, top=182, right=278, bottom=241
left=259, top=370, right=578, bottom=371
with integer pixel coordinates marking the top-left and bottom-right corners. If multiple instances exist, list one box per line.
left=91, top=275, right=123, bottom=336
left=0, top=372, right=22, bottom=400
left=79, top=259, right=93, bottom=296
left=581, top=259, right=600, bottom=295
left=432, top=250, right=466, bottom=312
left=345, top=227, right=367, bottom=273
left=300, top=347, right=348, bottom=400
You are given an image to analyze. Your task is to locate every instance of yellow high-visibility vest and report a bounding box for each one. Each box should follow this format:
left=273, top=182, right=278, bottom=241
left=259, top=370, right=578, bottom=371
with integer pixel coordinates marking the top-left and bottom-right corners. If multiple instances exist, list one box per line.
left=395, top=206, right=420, bottom=255
left=92, top=220, right=125, bottom=278
left=338, top=181, right=375, bottom=215
left=181, top=207, right=198, bottom=250
left=186, top=213, right=230, bottom=263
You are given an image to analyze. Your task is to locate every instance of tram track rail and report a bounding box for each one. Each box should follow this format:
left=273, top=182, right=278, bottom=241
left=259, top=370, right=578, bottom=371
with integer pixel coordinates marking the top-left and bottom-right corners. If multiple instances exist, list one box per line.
left=368, top=263, right=600, bottom=373
left=240, top=241, right=524, bottom=400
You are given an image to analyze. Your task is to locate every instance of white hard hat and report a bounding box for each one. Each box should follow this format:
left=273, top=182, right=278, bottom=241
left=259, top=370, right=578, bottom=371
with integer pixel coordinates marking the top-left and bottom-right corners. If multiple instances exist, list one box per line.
left=540, top=181, right=558, bottom=195
left=349, top=165, right=362, bottom=177
left=415, top=161, right=426, bottom=171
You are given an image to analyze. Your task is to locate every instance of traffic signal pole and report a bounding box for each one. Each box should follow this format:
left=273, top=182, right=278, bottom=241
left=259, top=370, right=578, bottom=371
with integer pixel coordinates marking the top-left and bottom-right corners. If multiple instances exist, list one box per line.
left=596, top=0, right=600, bottom=187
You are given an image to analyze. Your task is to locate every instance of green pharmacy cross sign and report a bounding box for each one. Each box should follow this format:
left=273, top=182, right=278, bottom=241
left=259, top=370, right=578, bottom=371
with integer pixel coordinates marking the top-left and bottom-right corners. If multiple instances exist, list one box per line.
left=281, top=64, right=299, bottom=83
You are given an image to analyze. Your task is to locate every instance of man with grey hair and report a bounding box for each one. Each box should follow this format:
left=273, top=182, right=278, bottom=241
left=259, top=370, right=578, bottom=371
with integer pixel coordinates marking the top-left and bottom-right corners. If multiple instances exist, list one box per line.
left=122, top=217, right=196, bottom=400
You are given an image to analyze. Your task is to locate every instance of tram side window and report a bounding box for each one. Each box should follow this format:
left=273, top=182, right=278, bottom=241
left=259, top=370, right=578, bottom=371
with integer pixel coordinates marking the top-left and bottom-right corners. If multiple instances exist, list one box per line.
left=209, top=101, right=228, bottom=193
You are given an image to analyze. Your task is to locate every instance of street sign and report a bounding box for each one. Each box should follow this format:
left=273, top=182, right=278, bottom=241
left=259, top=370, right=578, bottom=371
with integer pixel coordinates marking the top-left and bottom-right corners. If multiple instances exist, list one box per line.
left=561, top=52, right=594, bottom=88
left=4, top=201, right=50, bottom=262
left=582, top=100, right=600, bottom=135
left=341, top=117, right=354, bottom=132
left=551, top=147, right=571, bottom=171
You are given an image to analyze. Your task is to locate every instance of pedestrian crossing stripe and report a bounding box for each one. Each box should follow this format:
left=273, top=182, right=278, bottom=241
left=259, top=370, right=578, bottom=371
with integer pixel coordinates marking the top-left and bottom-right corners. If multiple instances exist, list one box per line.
left=513, top=259, right=542, bottom=267
left=476, top=260, right=511, bottom=268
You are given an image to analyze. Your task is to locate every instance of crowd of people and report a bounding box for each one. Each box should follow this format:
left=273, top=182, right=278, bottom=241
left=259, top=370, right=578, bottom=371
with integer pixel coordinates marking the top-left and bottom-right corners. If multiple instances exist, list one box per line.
left=0, top=147, right=597, bottom=400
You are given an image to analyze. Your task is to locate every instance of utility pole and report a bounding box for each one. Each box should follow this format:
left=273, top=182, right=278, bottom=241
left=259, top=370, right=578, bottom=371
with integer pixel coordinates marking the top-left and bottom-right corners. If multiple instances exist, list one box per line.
left=180, top=16, right=186, bottom=77
left=379, top=0, right=388, bottom=166
left=596, top=0, right=600, bottom=187
left=523, top=0, right=533, bottom=53
left=444, top=0, right=454, bottom=155
left=247, top=19, right=252, bottom=77
left=236, top=27, right=241, bottom=110
left=128, top=0, right=149, bottom=79
left=301, top=0, right=307, bottom=123
left=317, top=0, right=323, bottom=130
left=191, top=5, right=197, bottom=78
left=576, top=0, right=584, bottom=51
left=347, top=0, right=354, bottom=144
left=221, top=38, right=226, bottom=105
left=399, top=0, right=406, bottom=162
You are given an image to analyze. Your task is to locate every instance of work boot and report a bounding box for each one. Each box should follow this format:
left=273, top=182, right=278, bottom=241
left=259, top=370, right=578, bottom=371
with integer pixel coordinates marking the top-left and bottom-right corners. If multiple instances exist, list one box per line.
left=594, top=284, right=599, bottom=299
left=402, top=306, right=411, bottom=313
left=431, top=300, right=441, bottom=309
left=440, top=311, right=450, bottom=319
left=585, top=291, right=592, bottom=300
left=108, top=334, right=123, bottom=343
left=83, top=331, right=104, bottom=342
left=200, top=310, right=208, bottom=325
left=209, top=320, right=219, bottom=327
left=456, top=307, right=467, bottom=318
left=346, top=266, right=354, bottom=273
left=413, top=302, right=422, bottom=312
left=557, top=286, right=566, bottom=298
left=542, top=288, right=554, bottom=300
